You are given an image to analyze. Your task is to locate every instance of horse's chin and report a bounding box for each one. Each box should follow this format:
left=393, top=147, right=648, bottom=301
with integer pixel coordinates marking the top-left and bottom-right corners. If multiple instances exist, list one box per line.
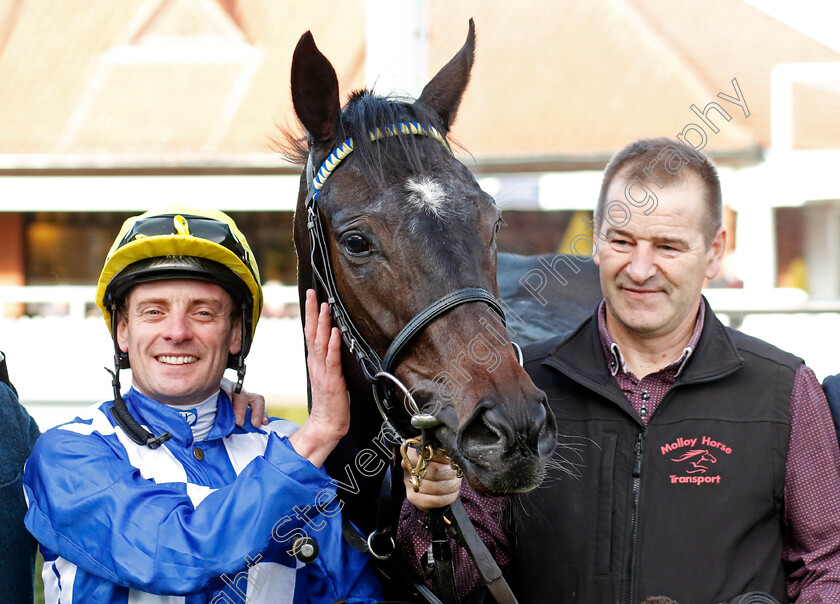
left=434, top=427, right=546, bottom=496
left=460, top=458, right=546, bottom=496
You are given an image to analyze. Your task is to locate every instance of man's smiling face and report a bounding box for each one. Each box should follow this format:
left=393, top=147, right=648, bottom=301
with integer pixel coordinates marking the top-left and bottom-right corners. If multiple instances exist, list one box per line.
left=594, top=173, right=726, bottom=340
left=116, top=279, right=241, bottom=406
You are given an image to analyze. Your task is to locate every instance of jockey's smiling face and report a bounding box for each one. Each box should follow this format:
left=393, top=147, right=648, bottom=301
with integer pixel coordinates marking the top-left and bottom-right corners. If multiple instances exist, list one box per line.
left=116, top=279, right=241, bottom=406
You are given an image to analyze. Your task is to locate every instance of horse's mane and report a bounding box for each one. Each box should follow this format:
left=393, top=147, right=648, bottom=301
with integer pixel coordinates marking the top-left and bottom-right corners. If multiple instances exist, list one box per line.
left=279, top=90, right=453, bottom=182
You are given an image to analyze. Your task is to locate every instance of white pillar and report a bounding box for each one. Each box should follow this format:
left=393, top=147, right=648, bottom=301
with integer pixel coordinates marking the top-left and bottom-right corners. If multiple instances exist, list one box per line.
left=735, top=201, right=777, bottom=291
left=721, top=167, right=778, bottom=291
left=365, top=0, right=428, bottom=98
left=805, top=203, right=840, bottom=299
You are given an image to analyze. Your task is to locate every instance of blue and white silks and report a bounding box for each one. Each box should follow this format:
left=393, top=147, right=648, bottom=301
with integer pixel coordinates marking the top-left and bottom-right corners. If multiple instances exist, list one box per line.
left=23, top=388, right=382, bottom=603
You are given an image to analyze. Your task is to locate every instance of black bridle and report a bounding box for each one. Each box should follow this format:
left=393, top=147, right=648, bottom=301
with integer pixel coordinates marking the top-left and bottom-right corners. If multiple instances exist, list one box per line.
left=304, top=123, right=508, bottom=432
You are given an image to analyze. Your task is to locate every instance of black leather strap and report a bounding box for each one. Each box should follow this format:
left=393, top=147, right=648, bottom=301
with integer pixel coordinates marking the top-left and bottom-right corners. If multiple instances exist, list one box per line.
left=430, top=506, right=459, bottom=604
left=367, top=461, right=404, bottom=560
left=306, top=184, right=382, bottom=382
left=360, top=452, right=446, bottom=604
left=382, top=288, right=505, bottom=373
left=449, top=499, right=517, bottom=604
left=342, top=518, right=369, bottom=554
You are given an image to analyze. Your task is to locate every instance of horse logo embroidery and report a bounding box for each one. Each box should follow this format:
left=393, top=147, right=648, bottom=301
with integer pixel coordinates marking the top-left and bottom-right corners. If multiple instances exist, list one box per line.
left=671, top=449, right=717, bottom=474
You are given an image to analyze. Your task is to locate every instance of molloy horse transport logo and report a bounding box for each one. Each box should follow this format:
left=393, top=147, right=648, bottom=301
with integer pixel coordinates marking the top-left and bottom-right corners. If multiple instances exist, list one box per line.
left=661, top=435, right=733, bottom=485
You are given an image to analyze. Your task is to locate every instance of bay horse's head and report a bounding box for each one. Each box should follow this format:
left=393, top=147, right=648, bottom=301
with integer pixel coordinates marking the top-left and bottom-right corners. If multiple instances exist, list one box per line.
left=288, top=21, right=556, bottom=494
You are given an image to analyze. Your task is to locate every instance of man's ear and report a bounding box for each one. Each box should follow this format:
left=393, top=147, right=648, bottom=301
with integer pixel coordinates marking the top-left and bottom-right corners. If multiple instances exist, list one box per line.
left=230, top=317, right=243, bottom=356
left=592, top=216, right=609, bottom=267
left=115, top=314, right=130, bottom=354
left=705, top=225, right=728, bottom=280
left=593, top=237, right=602, bottom=266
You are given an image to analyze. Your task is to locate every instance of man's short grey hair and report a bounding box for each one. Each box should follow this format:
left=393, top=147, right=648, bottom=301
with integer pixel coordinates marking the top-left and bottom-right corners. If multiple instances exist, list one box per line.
left=595, top=138, right=722, bottom=247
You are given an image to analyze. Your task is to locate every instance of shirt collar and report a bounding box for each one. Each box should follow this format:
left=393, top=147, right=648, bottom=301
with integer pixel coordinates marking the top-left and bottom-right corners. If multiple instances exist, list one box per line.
left=123, top=387, right=236, bottom=446
left=597, top=299, right=705, bottom=378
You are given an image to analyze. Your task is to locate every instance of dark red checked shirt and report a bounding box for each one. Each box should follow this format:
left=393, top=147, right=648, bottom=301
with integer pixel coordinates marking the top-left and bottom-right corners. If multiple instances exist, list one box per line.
left=398, top=301, right=840, bottom=602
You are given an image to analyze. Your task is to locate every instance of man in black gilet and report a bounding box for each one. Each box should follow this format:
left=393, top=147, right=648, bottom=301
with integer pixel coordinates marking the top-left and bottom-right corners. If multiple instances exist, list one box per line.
left=509, top=139, right=840, bottom=603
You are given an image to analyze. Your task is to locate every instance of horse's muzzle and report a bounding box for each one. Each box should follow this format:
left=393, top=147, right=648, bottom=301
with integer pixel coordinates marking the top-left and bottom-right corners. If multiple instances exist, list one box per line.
left=455, top=393, right=557, bottom=493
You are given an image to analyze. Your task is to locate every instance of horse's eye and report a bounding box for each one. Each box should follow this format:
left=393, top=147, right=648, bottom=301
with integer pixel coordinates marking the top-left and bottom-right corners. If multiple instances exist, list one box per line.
left=342, top=233, right=374, bottom=256
left=493, top=218, right=505, bottom=239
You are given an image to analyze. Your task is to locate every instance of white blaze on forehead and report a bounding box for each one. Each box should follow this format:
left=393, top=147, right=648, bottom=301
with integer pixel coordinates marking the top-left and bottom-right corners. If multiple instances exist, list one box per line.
left=405, top=176, right=447, bottom=216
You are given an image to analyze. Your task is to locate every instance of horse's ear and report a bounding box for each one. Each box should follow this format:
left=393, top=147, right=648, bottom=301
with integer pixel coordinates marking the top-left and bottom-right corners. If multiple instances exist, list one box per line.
left=291, top=31, right=340, bottom=143
left=416, top=18, right=475, bottom=132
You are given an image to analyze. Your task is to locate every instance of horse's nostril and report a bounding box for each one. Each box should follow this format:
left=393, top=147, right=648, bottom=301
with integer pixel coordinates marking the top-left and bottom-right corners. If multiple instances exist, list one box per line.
left=459, top=404, right=522, bottom=467
left=459, top=397, right=556, bottom=467
left=472, top=418, right=503, bottom=449
left=482, top=406, right=516, bottom=447
left=454, top=396, right=558, bottom=493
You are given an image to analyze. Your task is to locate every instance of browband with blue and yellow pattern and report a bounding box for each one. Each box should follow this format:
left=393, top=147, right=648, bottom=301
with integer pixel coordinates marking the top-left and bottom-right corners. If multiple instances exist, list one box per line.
left=312, top=122, right=451, bottom=199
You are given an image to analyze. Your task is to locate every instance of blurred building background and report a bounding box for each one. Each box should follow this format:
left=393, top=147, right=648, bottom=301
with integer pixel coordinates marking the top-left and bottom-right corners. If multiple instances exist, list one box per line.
left=1, top=0, right=840, bottom=428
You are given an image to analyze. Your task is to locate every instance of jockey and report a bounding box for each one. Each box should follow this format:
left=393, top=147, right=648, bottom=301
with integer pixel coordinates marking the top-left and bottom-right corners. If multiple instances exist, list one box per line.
left=23, top=206, right=382, bottom=603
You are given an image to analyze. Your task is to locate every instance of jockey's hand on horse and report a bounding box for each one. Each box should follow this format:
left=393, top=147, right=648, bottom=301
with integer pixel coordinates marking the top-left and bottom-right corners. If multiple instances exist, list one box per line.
left=287, top=289, right=351, bottom=468
left=228, top=289, right=350, bottom=467
left=402, top=447, right=462, bottom=512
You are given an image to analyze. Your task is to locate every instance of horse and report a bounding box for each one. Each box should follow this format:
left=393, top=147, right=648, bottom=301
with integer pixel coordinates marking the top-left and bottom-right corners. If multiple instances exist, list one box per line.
left=285, top=21, right=561, bottom=542
left=671, top=449, right=718, bottom=473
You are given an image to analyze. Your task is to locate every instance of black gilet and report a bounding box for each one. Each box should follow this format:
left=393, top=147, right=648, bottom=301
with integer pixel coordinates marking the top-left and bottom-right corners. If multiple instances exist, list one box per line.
left=510, top=300, right=799, bottom=603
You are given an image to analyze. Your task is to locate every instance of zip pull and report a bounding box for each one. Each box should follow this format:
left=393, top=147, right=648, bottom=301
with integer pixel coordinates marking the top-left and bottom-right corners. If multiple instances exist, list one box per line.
left=633, top=431, right=645, bottom=477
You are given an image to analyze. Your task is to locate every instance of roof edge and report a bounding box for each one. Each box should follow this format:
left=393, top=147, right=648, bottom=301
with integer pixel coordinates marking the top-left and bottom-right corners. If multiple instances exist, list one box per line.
left=0, top=145, right=764, bottom=176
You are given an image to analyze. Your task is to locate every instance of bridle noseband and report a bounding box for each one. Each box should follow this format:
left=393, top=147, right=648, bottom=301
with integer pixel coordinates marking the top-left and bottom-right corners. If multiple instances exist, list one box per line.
left=304, top=122, right=509, bottom=433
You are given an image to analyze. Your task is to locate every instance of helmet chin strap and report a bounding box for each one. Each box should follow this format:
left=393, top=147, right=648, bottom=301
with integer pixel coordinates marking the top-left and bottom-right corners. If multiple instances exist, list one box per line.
left=234, top=303, right=248, bottom=394
left=106, top=305, right=172, bottom=449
